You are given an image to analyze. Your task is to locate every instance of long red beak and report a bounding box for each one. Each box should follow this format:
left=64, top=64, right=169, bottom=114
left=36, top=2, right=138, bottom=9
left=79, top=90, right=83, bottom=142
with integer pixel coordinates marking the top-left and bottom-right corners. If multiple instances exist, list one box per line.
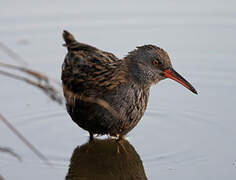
left=164, top=67, right=198, bottom=94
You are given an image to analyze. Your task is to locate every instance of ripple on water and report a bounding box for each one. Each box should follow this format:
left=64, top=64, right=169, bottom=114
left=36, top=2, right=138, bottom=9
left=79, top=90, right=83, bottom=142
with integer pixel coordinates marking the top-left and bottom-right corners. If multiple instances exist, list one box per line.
left=6, top=107, right=66, bottom=127
left=143, top=149, right=207, bottom=166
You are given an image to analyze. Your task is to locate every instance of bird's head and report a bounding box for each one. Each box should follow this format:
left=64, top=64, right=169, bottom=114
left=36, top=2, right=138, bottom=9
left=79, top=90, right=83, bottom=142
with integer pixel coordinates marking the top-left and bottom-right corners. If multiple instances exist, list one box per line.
left=126, top=45, right=197, bottom=94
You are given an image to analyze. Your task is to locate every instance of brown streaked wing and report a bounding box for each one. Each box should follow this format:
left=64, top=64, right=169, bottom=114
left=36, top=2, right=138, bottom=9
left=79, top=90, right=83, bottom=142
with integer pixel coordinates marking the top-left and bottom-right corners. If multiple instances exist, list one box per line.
left=61, top=50, right=127, bottom=97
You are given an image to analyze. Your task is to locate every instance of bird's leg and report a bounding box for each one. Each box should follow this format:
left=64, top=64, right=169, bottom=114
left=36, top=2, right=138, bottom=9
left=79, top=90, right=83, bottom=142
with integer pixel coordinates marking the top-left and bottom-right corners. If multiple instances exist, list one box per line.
left=89, top=132, right=94, bottom=142
left=83, top=132, right=95, bottom=153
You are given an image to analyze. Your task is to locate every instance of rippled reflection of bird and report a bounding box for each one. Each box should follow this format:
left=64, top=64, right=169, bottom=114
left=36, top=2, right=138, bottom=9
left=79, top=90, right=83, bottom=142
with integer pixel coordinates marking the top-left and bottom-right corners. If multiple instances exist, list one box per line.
left=0, top=174, right=4, bottom=180
left=61, top=30, right=198, bottom=140
left=66, top=139, right=147, bottom=180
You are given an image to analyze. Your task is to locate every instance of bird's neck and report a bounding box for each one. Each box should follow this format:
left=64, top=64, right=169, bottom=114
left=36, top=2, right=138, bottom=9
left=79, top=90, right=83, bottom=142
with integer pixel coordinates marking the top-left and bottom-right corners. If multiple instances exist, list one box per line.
left=124, top=58, right=153, bottom=89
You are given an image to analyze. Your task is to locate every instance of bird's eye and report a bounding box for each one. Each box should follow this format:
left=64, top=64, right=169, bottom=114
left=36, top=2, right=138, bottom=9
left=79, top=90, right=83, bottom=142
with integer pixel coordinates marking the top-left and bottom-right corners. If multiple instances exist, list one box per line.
left=152, top=59, right=159, bottom=66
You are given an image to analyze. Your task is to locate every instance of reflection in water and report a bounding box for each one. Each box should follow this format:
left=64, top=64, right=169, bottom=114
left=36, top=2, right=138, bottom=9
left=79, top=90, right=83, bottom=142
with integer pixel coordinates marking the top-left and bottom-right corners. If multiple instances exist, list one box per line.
left=66, top=139, right=147, bottom=180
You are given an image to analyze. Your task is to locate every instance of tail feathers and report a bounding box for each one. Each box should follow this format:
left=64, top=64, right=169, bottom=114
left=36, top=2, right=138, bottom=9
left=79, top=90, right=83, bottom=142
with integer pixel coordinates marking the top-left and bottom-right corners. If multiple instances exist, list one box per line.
left=63, top=30, right=76, bottom=46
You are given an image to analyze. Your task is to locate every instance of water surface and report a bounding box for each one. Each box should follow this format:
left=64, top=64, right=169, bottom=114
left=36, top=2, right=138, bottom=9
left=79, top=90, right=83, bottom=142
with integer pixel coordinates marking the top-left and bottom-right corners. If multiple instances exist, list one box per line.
left=0, top=0, right=236, bottom=179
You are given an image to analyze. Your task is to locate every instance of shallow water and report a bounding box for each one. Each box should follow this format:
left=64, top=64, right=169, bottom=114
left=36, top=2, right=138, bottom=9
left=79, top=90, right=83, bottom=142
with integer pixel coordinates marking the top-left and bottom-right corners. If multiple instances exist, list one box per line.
left=1, top=0, right=236, bottom=179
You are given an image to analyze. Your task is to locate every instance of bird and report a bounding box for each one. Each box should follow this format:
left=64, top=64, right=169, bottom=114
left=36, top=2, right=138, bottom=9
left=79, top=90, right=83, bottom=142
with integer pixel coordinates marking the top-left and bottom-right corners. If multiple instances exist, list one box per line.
left=61, top=30, right=198, bottom=141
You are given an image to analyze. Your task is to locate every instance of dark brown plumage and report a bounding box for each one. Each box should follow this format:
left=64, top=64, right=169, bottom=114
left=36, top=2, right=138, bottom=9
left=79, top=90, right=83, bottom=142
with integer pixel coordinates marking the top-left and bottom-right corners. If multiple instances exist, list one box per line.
left=61, top=30, right=197, bottom=140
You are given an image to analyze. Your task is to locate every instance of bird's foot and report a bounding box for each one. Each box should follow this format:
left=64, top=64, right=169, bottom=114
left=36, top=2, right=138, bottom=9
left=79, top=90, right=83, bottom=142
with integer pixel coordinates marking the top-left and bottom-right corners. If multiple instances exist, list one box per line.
left=116, top=134, right=125, bottom=141
left=115, top=134, right=127, bottom=154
